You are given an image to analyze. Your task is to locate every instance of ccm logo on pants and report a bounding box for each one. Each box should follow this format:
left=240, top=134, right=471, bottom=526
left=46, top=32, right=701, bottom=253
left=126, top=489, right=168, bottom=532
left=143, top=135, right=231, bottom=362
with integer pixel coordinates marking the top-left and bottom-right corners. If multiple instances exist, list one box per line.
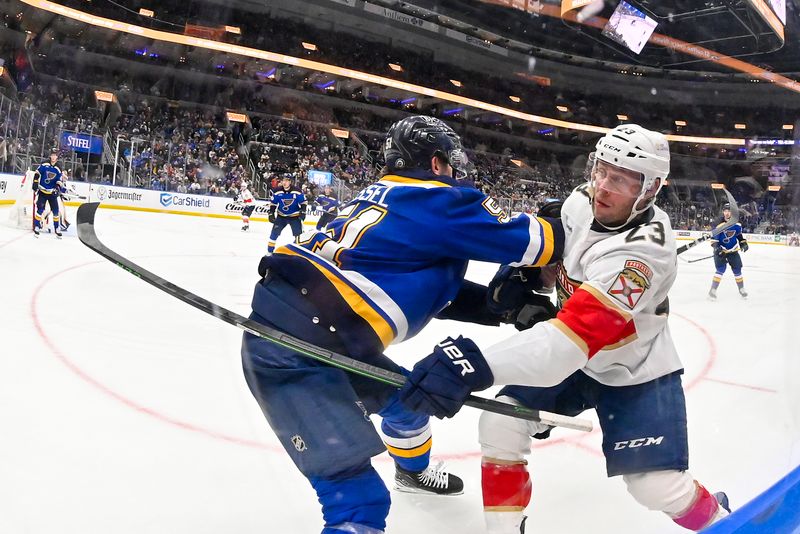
left=614, top=436, right=664, bottom=450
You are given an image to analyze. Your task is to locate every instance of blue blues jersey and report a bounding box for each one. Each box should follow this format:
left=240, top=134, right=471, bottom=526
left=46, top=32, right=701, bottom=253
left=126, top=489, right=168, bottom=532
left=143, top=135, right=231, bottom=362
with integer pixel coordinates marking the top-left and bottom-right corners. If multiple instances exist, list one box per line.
left=316, top=194, right=339, bottom=214
left=713, top=219, right=744, bottom=253
left=271, top=189, right=307, bottom=217
left=258, top=171, right=564, bottom=357
left=35, top=163, right=63, bottom=195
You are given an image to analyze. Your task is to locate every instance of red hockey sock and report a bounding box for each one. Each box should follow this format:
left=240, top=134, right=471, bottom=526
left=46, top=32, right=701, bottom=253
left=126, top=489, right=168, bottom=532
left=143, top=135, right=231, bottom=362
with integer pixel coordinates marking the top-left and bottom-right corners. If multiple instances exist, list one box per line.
left=673, top=483, right=721, bottom=531
left=482, top=460, right=532, bottom=510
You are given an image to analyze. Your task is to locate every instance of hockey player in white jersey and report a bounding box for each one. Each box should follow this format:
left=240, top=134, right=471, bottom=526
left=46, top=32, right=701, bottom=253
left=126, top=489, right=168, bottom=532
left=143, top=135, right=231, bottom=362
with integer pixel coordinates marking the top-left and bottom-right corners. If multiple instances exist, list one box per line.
left=237, top=181, right=255, bottom=231
left=399, top=124, right=730, bottom=532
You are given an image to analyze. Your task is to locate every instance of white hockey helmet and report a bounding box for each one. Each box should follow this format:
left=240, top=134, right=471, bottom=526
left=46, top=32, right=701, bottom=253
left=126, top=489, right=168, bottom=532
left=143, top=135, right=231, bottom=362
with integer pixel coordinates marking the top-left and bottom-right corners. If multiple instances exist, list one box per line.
left=241, top=181, right=249, bottom=190
left=590, top=124, right=670, bottom=229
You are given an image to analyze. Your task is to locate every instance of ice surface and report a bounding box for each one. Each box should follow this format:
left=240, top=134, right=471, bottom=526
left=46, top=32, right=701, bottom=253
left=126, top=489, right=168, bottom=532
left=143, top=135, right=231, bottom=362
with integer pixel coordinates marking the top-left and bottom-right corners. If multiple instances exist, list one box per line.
left=1, top=206, right=798, bottom=533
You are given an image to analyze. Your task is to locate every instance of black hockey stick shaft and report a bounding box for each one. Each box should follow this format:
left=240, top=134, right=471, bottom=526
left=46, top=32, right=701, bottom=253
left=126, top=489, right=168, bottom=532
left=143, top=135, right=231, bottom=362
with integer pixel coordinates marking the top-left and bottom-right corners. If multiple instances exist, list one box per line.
left=688, top=255, right=714, bottom=263
left=676, top=189, right=739, bottom=255
left=76, top=203, right=592, bottom=432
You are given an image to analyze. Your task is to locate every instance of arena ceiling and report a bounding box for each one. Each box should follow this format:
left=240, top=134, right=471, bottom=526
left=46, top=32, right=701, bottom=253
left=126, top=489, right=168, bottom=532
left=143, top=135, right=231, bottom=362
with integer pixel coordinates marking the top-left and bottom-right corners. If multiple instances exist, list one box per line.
left=388, top=0, right=800, bottom=75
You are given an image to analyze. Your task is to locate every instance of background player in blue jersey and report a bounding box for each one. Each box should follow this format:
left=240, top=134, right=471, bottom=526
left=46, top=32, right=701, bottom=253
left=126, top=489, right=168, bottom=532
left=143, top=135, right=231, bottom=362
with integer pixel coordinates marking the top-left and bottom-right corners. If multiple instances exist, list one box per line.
left=708, top=203, right=748, bottom=300
left=315, top=185, right=339, bottom=230
left=33, top=152, right=64, bottom=237
left=267, top=176, right=307, bottom=253
left=241, top=116, right=564, bottom=534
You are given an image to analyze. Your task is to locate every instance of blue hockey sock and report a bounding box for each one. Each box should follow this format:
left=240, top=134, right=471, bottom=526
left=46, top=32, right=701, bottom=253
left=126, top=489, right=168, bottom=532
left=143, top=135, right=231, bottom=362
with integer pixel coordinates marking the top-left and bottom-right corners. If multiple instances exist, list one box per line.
left=379, top=391, right=431, bottom=472
left=311, top=462, right=390, bottom=532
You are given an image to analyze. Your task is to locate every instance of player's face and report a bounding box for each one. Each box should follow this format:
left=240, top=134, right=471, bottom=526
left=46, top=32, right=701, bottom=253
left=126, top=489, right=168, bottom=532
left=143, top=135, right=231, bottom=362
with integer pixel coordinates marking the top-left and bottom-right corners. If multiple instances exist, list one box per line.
left=723, top=208, right=731, bottom=221
left=592, top=160, right=643, bottom=226
left=50, top=154, right=58, bottom=165
left=282, top=179, right=291, bottom=190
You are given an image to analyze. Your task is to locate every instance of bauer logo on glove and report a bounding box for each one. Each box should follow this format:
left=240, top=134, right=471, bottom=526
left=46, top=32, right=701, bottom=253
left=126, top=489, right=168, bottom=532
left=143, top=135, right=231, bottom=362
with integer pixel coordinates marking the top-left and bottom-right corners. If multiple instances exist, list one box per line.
left=437, top=338, right=477, bottom=376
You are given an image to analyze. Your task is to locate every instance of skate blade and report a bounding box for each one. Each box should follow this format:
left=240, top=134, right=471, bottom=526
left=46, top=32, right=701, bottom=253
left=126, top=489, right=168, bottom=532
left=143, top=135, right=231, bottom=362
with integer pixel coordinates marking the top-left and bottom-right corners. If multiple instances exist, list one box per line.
left=393, top=484, right=464, bottom=496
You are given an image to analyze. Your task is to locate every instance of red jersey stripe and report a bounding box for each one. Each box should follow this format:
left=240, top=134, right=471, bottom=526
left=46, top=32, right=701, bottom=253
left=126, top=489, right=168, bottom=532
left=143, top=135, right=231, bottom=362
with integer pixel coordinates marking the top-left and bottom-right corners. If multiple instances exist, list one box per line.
left=555, top=286, right=637, bottom=358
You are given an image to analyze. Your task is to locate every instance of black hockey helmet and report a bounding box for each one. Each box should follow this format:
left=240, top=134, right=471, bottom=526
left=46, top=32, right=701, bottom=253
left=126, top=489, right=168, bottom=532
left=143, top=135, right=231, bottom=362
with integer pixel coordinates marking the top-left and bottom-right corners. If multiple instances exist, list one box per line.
left=382, top=115, right=471, bottom=177
left=722, top=202, right=731, bottom=211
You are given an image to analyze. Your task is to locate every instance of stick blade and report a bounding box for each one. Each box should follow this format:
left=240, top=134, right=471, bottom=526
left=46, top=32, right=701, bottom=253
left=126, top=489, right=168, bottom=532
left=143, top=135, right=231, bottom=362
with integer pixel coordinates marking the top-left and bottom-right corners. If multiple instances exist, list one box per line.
left=722, top=188, right=739, bottom=226
left=77, top=202, right=101, bottom=247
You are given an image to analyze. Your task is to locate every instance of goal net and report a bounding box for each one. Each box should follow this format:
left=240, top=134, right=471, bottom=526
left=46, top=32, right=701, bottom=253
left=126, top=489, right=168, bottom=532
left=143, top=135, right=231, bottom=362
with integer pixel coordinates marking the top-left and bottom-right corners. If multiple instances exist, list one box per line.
left=6, top=171, right=36, bottom=230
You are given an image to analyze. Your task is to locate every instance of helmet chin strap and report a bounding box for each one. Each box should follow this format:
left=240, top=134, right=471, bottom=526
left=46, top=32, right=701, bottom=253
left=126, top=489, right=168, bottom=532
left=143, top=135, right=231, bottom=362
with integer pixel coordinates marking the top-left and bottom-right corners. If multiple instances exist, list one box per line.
left=592, top=198, right=651, bottom=231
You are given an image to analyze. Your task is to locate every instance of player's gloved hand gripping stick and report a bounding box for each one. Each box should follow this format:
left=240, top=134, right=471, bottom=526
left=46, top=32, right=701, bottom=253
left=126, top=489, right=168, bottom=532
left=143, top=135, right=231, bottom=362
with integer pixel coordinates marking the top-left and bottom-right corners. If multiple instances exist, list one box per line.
left=77, top=202, right=593, bottom=432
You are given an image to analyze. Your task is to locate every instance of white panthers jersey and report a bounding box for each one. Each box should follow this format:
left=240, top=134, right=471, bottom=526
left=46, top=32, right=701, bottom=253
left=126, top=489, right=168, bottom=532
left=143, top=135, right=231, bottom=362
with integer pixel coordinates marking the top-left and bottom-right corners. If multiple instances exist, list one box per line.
left=485, top=186, right=683, bottom=388
left=239, top=188, right=254, bottom=203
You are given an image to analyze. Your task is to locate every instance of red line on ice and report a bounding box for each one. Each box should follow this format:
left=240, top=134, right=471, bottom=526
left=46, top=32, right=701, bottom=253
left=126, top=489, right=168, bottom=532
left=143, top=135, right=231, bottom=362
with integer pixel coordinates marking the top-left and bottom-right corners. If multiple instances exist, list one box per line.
left=673, top=312, right=716, bottom=391
left=0, top=232, right=31, bottom=249
left=31, top=264, right=724, bottom=461
left=30, top=261, right=274, bottom=451
left=701, top=377, right=776, bottom=393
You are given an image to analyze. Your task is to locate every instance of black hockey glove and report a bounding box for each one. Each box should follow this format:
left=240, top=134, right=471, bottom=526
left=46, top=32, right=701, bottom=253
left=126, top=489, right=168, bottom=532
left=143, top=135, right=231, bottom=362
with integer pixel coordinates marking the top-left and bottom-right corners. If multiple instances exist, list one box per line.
left=537, top=199, right=564, bottom=219
left=268, top=206, right=276, bottom=224
left=435, top=280, right=501, bottom=326
left=299, top=208, right=307, bottom=222
left=714, top=244, right=725, bottom=257
left=739, top=239, right=749, bottom=253
left=506, top=293, right=558, bottom=331
left=400, top=336, right=494, bottom=419
left=258, top=254, right=271, bottom=278
left=487, top=265, right=548, bottom=315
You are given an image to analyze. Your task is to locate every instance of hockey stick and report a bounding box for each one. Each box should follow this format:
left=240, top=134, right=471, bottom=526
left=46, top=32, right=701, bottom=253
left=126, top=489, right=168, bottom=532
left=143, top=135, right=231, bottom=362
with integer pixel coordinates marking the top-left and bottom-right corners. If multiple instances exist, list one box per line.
left=76, top=202, right=593, bottom=432
left=687, top=255, right=714, bottom=263
left=676, top=190, right=738, bottom=255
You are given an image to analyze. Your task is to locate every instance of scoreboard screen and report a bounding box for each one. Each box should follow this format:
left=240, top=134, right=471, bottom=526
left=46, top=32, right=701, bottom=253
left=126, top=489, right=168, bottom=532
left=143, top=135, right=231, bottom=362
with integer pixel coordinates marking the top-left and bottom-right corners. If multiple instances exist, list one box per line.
left=601, top=1, right=657, bottom=55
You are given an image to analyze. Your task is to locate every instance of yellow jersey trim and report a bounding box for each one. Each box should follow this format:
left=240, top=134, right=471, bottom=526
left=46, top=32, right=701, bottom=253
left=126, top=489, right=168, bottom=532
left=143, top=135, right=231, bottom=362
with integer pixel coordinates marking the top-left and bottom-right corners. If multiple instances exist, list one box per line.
left=385, top=438, right=433, bottom=458
left=275, top=247, right=395, bottom=347
left=379, top=175, right=452, bottom=188
left=534, top=217, right=556, bottom=266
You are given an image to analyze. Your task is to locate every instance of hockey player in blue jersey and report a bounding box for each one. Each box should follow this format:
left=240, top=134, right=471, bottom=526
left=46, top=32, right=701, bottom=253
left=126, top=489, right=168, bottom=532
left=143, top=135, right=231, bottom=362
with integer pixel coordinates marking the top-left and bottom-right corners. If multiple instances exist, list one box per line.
left=708, top=203, right=748, bottom=300
left=267, top=176, right=307, bottom=253
left=33, top=152, right=64, bottom=238
left=241, top=115, right=564, bottom=534
left=315, top=185, right=339, bottom=230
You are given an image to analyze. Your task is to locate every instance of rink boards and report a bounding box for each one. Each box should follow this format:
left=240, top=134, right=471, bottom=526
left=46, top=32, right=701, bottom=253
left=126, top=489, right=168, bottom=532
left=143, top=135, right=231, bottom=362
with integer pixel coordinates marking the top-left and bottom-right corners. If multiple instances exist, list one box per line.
left=2, top=174, right=795, bottom=244
left=0, top=174, right=324, bottom=225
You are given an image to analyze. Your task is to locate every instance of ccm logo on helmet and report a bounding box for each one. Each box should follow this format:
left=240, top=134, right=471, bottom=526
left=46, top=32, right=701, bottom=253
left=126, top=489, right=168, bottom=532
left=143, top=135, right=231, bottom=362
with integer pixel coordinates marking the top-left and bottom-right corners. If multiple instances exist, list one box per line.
left=614, top=436, right=664, bottom=450
left=437, top=339, right=475, bottom=376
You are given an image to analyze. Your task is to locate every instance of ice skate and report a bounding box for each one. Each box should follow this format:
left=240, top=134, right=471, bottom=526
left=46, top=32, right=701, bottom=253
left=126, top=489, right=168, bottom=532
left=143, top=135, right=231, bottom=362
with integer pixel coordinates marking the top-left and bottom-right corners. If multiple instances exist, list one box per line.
left=738, top=288, right=748, bottom=299
left=714, top=492, right=731, bottom=513
left=707, top=288, right=717, bottom=301
left=395, top=461, right=464, bottom=496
